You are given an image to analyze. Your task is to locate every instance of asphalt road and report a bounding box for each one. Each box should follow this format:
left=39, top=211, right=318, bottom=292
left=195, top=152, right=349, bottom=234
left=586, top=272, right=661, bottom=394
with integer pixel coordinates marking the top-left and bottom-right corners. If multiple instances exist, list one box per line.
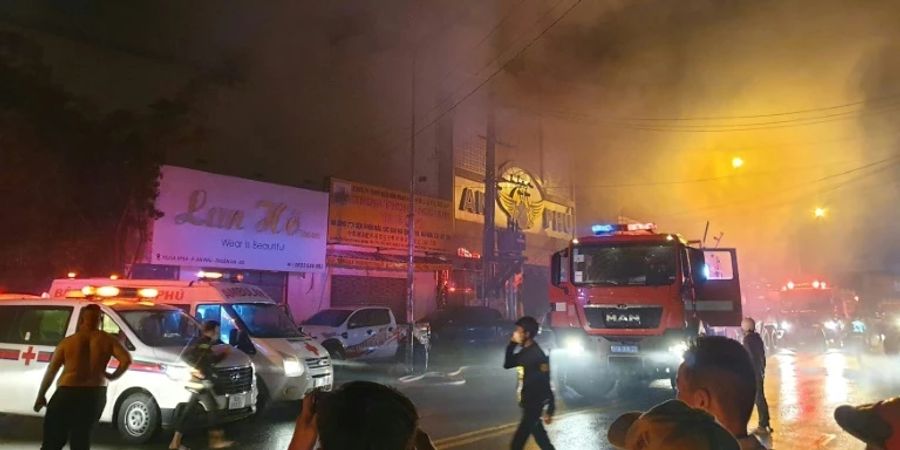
left=2, top=347, right=898, bottom=449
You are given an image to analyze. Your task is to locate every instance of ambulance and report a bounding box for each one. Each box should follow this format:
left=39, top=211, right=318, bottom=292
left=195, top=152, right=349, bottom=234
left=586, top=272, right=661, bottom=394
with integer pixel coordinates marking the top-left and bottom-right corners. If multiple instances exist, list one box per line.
left=50, top=274, right=333, bottom=409
left=0, top=287, right=257, bottom=444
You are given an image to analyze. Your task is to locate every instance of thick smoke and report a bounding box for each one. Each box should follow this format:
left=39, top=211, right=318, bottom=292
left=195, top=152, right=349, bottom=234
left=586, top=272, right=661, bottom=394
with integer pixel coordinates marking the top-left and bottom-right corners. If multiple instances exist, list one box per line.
left=497, top=0, right=900, bottom=281
left=3, top=0, right=900, bottom=282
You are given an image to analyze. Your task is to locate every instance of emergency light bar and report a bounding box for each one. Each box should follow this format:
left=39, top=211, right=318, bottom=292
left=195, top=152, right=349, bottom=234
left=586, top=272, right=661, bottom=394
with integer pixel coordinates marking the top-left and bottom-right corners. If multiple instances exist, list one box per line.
left=196, top=270, right=244, bottom=283
left=68, top=286, right=159, bottom=300
left=591, top=222, right=657, bottom=235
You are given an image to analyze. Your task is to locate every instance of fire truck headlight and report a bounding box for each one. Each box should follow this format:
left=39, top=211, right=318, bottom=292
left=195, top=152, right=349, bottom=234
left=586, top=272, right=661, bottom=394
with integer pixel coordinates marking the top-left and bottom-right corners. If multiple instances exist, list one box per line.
left=163, top=364, right=194, bottom=382
left=780, top=321, right=791, bottom=331
left=564, top=337, right=586, bottom=355
left=668, top=342, right=689, bottom=358
left=824, top=320, right=838, bottom=331
left=282, top=354, right=304, bottom=377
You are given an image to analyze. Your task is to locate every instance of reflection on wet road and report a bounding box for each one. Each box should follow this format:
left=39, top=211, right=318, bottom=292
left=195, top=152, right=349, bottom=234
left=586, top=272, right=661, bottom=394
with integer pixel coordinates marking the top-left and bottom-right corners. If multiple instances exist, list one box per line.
left=440, top=351, right=900, bottom=449
left=1, top=350, right=898, bottom=449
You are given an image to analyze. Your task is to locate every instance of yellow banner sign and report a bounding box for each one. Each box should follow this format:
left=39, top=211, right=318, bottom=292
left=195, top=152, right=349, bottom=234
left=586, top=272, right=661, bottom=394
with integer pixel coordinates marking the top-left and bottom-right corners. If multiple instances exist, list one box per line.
left=328, top=179, right=453, bottom=252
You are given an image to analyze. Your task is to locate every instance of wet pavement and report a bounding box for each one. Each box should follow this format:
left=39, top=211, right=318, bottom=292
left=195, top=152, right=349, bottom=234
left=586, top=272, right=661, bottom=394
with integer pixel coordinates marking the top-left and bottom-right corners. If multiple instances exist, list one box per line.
left=1, top=348, right=898, bottom=449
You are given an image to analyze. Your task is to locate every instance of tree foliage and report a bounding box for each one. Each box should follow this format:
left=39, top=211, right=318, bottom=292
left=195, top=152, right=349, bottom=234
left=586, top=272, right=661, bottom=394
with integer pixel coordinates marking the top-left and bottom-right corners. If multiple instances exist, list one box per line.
left=0, top=31, right=201, bottom=292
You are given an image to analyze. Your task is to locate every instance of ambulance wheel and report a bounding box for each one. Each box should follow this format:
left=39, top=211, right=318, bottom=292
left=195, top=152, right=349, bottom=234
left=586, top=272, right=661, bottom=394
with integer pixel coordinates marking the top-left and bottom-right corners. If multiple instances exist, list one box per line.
left=117, top=392, right=160, bottom=444
left=323, top=340, right=346, bottom=360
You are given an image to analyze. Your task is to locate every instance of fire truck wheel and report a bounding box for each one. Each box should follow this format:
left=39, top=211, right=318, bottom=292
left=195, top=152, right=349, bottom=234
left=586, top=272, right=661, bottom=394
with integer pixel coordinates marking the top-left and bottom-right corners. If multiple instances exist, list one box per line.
left=116, top=392, right=160, bottom=444
left=323, top=340, right=346, bottom=360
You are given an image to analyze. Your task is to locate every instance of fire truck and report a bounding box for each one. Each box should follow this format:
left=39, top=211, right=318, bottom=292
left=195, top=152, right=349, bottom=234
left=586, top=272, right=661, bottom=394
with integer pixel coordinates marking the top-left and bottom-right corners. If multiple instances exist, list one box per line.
left=765, top=279, right=856, bottom=352
left=547, top=222, right=743, bottom=397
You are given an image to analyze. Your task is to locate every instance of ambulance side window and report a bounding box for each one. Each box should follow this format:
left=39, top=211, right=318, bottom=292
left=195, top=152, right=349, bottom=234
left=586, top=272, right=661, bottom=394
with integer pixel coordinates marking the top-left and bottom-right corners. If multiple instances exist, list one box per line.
left=0, top=306, right=19, bottom=343
left=80, top=309, right=133, bottom=351
left=196, top=304, right=237, bottom=345
left=0, top=306, right=72, bottom=346
left=101, top=315, right=121, bottom=334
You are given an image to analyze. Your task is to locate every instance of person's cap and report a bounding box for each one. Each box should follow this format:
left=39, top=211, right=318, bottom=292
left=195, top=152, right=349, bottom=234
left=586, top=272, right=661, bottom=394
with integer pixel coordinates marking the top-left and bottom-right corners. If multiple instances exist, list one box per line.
left=834, top=397, right=900, bottom=448
left=608, top=399, right=740, bottom=450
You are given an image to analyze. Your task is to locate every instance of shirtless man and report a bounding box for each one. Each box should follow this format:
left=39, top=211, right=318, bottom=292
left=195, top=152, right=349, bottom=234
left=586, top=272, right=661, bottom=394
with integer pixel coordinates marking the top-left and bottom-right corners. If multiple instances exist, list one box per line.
left=33, top=304, right=133, bottom=450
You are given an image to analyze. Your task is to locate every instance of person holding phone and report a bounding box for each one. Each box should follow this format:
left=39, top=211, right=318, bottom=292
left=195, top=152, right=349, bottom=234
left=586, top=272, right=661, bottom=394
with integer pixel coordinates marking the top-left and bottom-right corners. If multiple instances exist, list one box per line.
left=504, top=316, right=556, bottom=450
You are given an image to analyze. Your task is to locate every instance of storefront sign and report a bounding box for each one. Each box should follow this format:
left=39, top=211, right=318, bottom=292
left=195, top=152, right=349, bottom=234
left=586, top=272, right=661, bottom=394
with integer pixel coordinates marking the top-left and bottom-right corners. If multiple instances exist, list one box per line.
left=326, top=254, right=450, bottom=272
left=152, top=166, right=328, bottom=272
left=328, top=179, right=453, bottom=252
left=454, top=167, right=574, bottom=239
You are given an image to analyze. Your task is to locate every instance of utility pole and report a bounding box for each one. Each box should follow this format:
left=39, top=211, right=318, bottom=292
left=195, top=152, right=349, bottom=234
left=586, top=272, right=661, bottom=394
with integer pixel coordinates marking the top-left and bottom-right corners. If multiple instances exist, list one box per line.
left=482, top=105, right=497, bottom=308
left=405, top=22, right=417, bottom=374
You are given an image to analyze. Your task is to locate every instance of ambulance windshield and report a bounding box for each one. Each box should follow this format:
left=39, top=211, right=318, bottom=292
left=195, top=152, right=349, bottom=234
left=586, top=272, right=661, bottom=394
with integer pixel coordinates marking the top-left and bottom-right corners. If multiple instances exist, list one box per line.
left=230, top=303, right=302, bottom=339
left=116, top=308, right=200, bottom=348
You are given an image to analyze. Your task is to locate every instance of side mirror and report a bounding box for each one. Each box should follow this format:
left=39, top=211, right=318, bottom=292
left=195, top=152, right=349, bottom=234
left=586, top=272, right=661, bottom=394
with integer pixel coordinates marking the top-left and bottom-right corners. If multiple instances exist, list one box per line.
left=229, top=328, right=239, bottom=346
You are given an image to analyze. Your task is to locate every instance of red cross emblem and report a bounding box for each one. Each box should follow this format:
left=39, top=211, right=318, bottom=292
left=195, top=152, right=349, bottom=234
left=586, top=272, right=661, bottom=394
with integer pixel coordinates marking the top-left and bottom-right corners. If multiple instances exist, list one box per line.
left=22, top=346, right=37, bottom=366
left=304, top=343, right=320, bottom=357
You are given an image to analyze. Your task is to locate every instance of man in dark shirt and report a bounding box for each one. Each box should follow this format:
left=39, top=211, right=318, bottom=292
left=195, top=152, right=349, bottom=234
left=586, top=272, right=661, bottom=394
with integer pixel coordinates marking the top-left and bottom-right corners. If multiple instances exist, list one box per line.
left=742, top=317, right=772, bottom=434
left=168, top=320, right=234, bottom=450
left=504, top=316, right=555, bottom=450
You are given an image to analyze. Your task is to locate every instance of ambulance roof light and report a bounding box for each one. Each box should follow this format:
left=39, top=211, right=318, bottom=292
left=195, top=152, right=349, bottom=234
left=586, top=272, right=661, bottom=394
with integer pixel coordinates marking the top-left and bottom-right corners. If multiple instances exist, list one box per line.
left=197, top=271, right=224, bottom=280
left=67, top=272, right=77, bottom=279
left=96, top=286, right=120, bottom=297
left=137, top=288, right=159, bottom=299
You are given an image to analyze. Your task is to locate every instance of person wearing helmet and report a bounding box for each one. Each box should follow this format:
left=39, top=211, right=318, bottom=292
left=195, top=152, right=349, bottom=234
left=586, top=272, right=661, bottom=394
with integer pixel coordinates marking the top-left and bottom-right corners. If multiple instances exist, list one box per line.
left=741, top=317, right=772, bottom=434
left=504, top=316, right=555, bottom=450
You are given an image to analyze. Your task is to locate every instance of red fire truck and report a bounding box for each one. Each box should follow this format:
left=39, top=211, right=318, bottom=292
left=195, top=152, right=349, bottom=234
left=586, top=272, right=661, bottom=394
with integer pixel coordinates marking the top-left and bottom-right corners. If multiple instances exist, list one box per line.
left=766, top=279, right=857, bottom=351
left=547, top=222, right=743, bottom=397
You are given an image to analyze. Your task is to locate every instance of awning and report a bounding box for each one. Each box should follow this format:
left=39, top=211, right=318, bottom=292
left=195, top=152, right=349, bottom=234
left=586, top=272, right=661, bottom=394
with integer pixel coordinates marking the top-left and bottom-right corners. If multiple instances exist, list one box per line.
left=327, top=250, right=451, bottom=272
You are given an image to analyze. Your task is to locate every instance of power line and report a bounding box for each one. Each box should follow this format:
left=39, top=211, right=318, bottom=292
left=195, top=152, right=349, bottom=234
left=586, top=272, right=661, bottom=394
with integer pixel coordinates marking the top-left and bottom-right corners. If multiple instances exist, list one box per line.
left=591, top=93, right=900, bottom=122
left=658, top=155, right=900, bottom=219
left=544, top=155, right=900, bottom=190
left=531, top=100, right=900, bottom=132
left=413, top=0, right=585, bottom=139
left=426, top=0, right=567, bottom=120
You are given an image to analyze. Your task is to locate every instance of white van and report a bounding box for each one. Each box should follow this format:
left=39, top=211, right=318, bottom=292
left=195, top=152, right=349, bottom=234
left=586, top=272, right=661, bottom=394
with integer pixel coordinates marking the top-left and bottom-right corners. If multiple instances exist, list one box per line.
left=50, top=276, right=333, bottom=408
left=0, top=292, right=256, bottom=444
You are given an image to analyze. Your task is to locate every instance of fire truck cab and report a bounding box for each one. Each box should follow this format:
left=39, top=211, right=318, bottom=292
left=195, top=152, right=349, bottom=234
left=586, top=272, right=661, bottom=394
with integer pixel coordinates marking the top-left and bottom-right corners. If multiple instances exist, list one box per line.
left=548, top=222, right=743, bottom=397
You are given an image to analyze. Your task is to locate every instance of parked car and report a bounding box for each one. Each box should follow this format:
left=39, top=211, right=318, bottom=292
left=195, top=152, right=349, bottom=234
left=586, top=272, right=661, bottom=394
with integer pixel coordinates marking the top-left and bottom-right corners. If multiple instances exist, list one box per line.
left=425, top=306, right=511, bottom=348
left=301, top=306, right=429, bottom=363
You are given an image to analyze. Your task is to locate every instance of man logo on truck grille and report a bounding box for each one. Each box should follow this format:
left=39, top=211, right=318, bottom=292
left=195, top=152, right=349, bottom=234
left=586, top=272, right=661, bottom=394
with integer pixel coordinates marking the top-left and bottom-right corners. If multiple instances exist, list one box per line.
left=605, top=313, right=641, bottom=324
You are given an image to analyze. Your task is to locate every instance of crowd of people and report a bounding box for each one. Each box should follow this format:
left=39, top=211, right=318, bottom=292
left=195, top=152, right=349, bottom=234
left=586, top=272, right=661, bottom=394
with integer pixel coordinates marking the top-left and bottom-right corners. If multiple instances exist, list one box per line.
left=33, top=308, right=900, bottom=450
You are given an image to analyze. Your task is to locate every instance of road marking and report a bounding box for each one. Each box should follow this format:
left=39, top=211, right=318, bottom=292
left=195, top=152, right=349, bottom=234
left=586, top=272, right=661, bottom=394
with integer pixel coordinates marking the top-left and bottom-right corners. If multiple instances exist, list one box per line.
left=434, top=404, right=619, bottom=449
left=398, top=366, right=471, bottom=383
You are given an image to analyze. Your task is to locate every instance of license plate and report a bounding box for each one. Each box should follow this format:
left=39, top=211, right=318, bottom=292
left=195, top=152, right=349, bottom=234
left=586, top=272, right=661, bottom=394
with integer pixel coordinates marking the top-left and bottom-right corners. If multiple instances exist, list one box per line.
left=611, top=345, right=638, bottom=354
left=228, top=393, right=248, bottom=410
left=314, top=377, right=330, bottom=388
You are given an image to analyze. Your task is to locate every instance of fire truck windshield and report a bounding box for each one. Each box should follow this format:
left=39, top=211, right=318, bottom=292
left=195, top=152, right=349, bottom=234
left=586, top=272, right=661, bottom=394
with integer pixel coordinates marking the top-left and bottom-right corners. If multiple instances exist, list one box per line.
left=573, top=243, right=676, bottom=286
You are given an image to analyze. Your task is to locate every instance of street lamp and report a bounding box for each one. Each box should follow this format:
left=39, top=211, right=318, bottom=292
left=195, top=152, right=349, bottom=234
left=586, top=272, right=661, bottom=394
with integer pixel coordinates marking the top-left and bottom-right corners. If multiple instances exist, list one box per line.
left=814, top=207, right=827, bottom=219
left=731, top=156, right=744, bottom=169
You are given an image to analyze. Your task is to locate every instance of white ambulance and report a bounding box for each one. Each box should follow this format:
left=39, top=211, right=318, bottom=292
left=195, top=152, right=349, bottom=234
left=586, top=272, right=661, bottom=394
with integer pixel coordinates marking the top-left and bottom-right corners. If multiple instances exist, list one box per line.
left=50, top=275, right=333, bottom=408
left=0, top=288, right=257, bottom=444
